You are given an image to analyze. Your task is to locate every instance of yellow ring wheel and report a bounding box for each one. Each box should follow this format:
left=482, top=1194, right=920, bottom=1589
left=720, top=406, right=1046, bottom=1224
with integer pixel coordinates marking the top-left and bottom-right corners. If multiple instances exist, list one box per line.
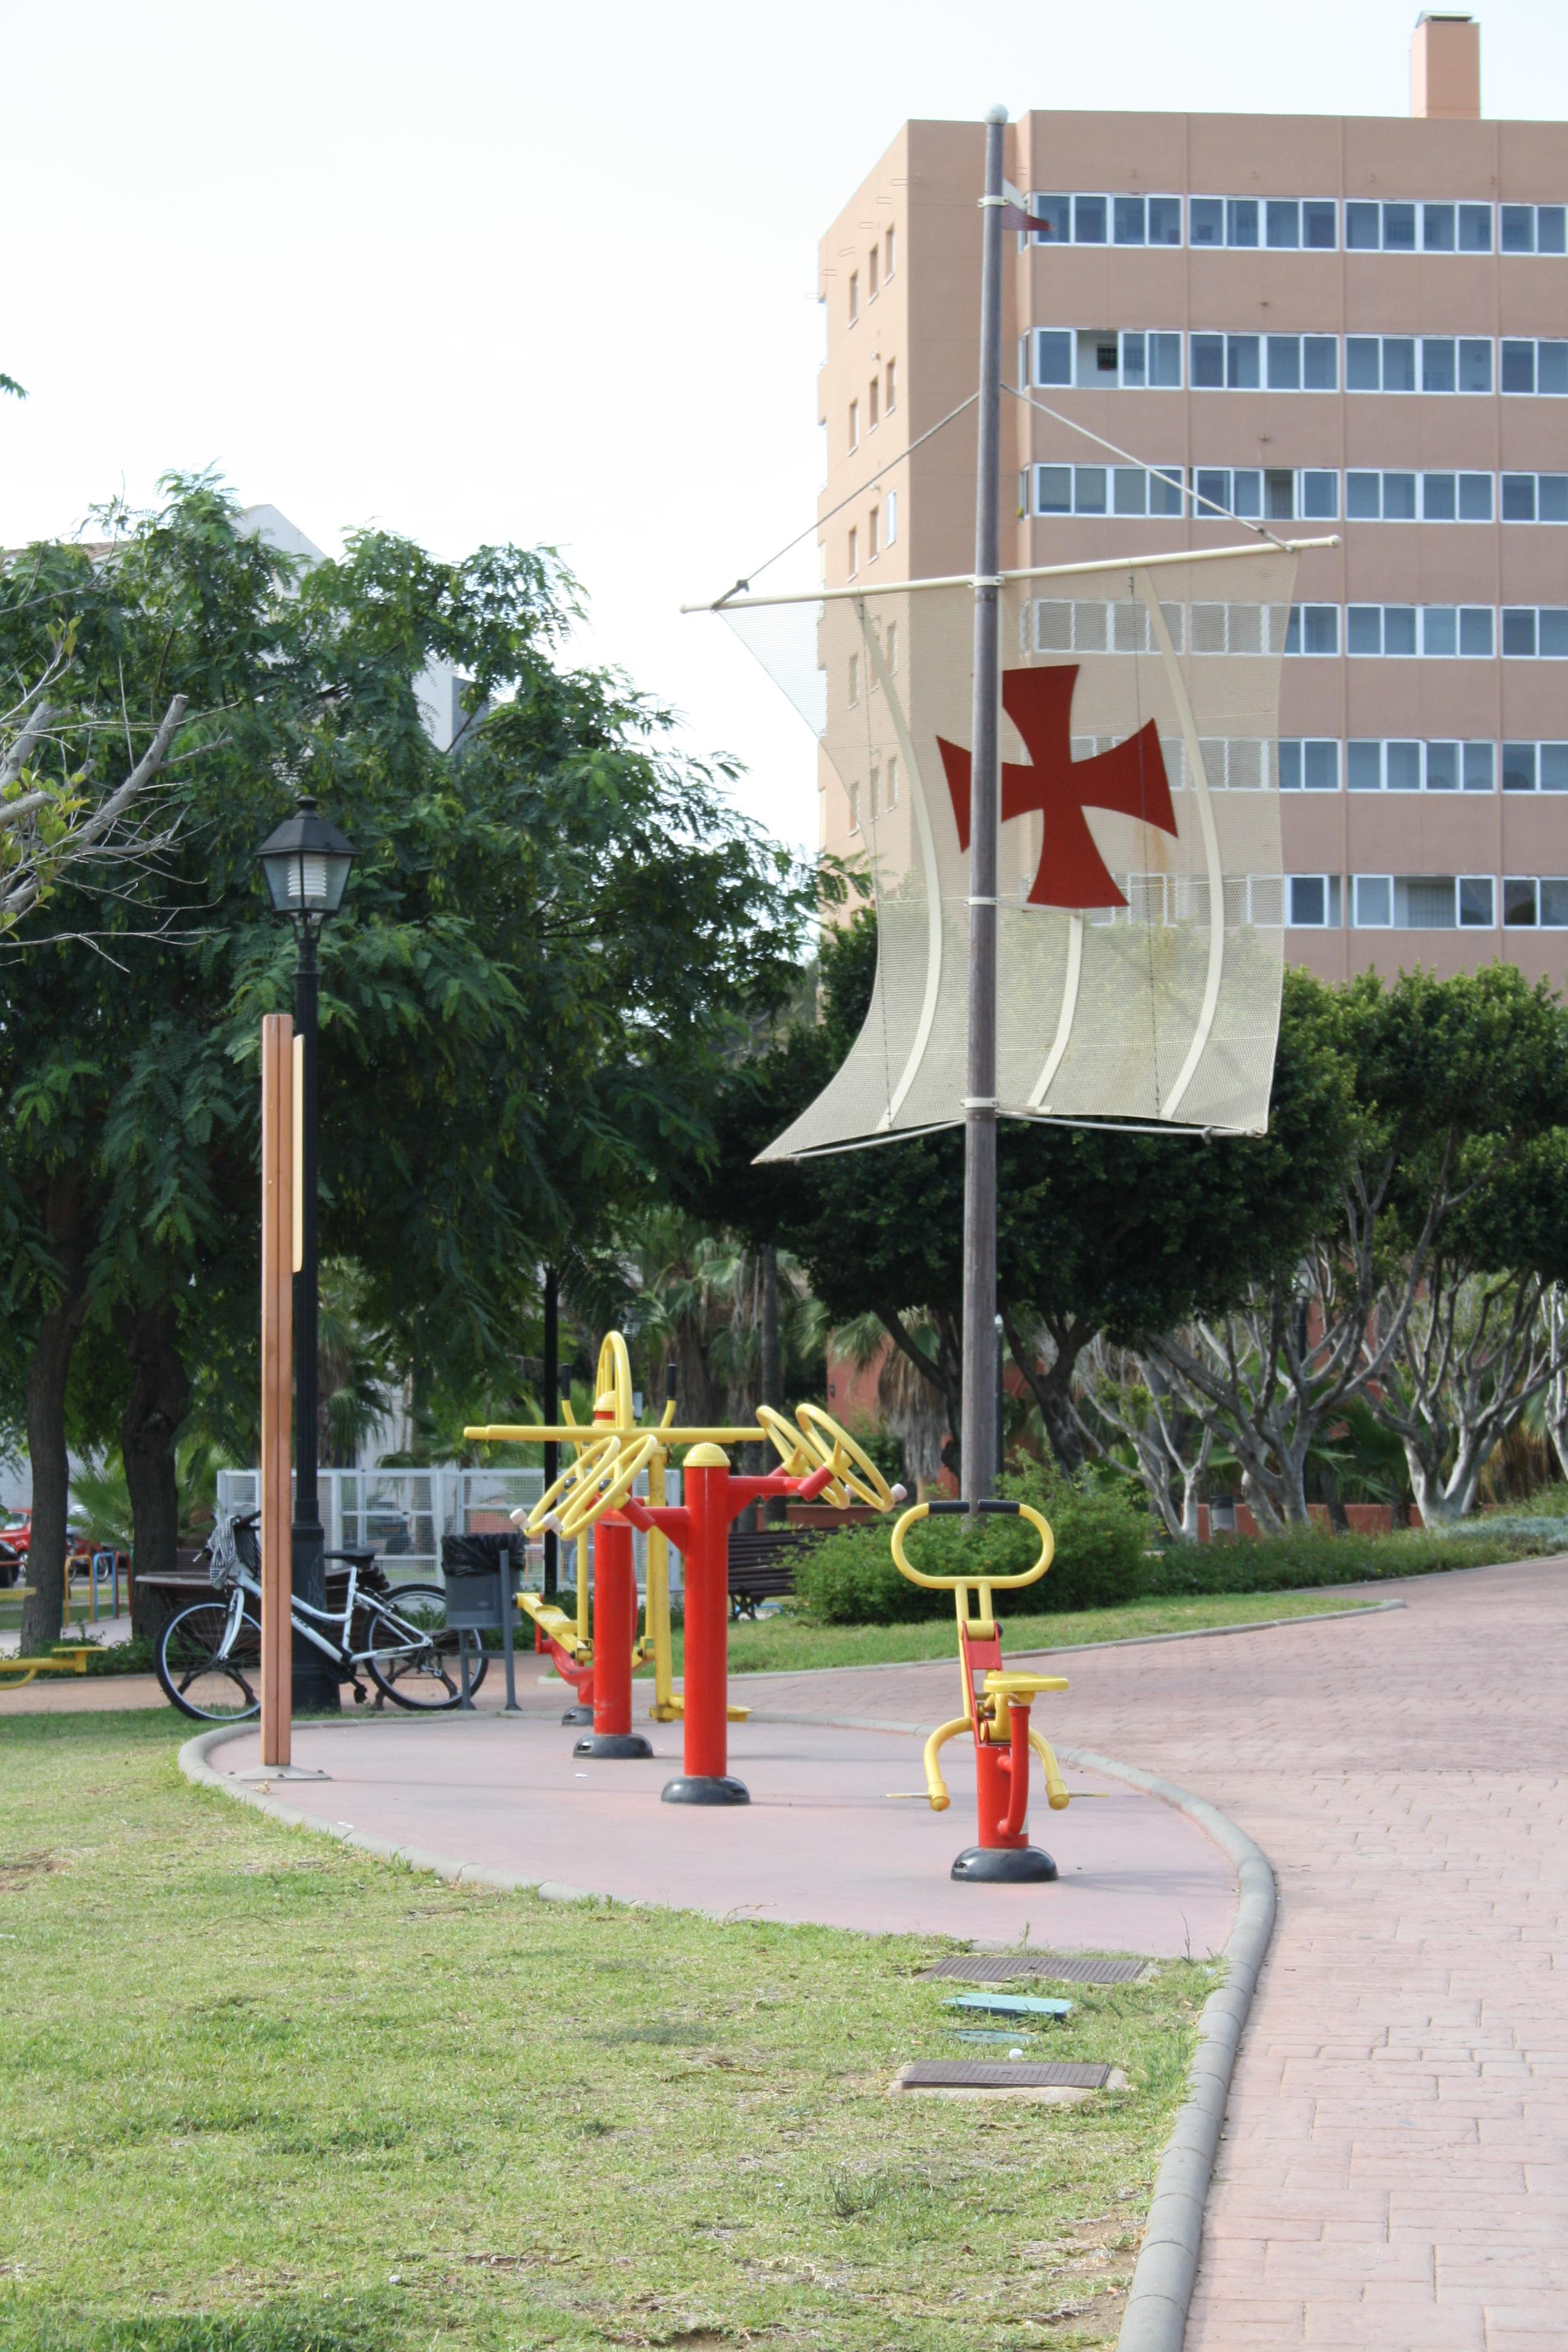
left=757, top=1404, right=818, bottom=1478
left=523, top=1434, right=619, bottom=1537
left=594, top=1331, right=638, bottom=1432
left=795, top=1402, right=900, bottom=1511
left=890, top=1500, right=1054, bottom=1589
left=557, top=1431, right=661, bottom=1541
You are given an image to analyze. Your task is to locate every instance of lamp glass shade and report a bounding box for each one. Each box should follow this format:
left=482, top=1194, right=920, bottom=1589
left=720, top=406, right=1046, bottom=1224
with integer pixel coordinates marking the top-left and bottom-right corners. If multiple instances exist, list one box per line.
left=255, top=797, right=356, bottom=918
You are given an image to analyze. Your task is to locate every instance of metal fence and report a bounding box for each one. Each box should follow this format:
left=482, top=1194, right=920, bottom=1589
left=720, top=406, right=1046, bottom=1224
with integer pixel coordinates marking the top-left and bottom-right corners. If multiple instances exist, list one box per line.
left=214, top=1465, right=683, bottom=1592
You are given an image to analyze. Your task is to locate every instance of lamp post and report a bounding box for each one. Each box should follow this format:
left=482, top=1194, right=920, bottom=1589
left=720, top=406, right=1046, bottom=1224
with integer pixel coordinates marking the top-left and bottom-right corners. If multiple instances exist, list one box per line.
left=255, top=794, right=357, bottom=1715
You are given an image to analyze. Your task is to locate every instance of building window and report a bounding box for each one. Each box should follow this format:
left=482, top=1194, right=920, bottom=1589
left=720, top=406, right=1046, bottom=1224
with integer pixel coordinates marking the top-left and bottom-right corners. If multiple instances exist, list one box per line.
left=848, top=653, right=859, bottom=705
left=867, top=505, right=880, bottom=560
left=848, top=399, right=858, bottom=450
left=886, top=621, right=898, bottom=673
left=1502, top=742, right=1568, bottom=791
left=1287, top=874, right=1341, bottom=926
left=848, top=781, right=860, bottom=832
left=886, top=358, right=897, bottom=411
left=846, top=528, right=858, bottom=579
left=885, top=226, right=896, bottom=278
left=1279, top=741, right=1341, bottom=791
left=1034, top=462, right=1184, bottom=518
left=1189, top=332, right=1338, bottom=390
left=1191, top=467, right=1337, bottom=522
left=1283, top=605, right=1340, bottom=656
left=869, top=763, right=880, bottom=817
left=1501, top=339, right=1568, bottom=395
left=1503, top=877, right=1568, bottom=926
left=1353, top=874, right=1393, bottom=928
left=1189, top=195, right=1339, bottom=249
left=868, top=246, right=879, bottom=300
left=1345, top=199, right=1493, bottom=252
left=884, top=489, right=898, bottom=544
left=848, top=272, right=858, bottom=324
left=868, top=377, right=879, bottom=430
left=1500, top=204, right=1567, bottom=255
left=886, top=753, right=899, bottom=806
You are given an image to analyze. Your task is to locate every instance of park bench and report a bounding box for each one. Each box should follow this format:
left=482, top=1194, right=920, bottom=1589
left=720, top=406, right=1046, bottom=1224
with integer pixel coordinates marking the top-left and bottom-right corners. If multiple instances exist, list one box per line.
left=726, top=1526, right=818, bottom=1618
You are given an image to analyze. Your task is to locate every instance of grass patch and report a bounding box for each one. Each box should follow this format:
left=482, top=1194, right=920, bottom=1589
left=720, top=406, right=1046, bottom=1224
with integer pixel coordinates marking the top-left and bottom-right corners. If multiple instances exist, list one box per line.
left=0, top=1710, right=1211, bottom=2350
left=639, top=1586, right=1382, bottom=1678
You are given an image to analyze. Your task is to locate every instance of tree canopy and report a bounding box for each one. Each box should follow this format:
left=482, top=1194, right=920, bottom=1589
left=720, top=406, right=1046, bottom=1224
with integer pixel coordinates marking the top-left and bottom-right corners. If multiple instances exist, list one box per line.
left=1, top=475, right=821, bottom=1639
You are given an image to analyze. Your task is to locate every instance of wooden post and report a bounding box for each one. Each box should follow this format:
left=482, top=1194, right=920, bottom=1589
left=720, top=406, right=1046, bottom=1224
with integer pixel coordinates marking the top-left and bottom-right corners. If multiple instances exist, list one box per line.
left=260, top=1014, right=294, bottom=1766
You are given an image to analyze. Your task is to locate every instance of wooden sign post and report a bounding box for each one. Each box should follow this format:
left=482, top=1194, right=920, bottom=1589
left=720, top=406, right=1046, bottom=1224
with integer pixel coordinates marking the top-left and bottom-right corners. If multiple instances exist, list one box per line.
left=260, top=1013, right=295, bottom=1766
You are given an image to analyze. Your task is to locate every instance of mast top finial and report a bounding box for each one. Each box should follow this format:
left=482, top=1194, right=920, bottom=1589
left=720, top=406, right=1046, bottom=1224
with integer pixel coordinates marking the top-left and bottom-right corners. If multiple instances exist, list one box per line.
left=985, top=102, right=1008, bottom=124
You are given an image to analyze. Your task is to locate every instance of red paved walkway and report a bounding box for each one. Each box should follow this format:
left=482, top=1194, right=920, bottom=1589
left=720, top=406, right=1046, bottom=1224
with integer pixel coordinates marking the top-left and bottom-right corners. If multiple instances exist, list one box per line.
left=209, top=1704, right=1235, bottom=1955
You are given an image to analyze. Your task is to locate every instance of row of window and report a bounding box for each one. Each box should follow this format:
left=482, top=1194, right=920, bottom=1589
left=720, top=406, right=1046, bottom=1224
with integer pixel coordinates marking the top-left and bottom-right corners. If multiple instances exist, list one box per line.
left=1282, top=739, right=1568, bottom=794
left=846, top=756, right=901, bottom=832
left=1021, top=192, right=1567, bottom=256
left=844, top=492, right=897, bottom=578
left=1285, top=603, right=1568, bottom=659
left=1027, top=596, right=1568, bottom=661
left=846, top=359, right=898, bottom=450
left=1287, top=873, right=1568, bottom=930
left=1024, top=327, right=1568, bottom=394
left=844, top=227, right=896, bottom=325
left=1022, top=463, right=1568, bottom=525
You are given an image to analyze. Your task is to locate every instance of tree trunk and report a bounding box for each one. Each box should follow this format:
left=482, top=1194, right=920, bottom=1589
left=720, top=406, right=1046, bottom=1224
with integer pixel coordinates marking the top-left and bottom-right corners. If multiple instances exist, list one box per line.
left=116, top=1297, right=192, bottom=1641
left=1318, top=1464, right=1351, bottom=1535
left=19, top=1172, right=91, bottom=1653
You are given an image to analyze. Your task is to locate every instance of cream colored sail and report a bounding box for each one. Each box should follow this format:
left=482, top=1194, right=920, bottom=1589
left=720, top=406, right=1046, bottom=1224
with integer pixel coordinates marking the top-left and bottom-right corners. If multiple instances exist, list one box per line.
left=720, top=545, right=1298, bottom=1156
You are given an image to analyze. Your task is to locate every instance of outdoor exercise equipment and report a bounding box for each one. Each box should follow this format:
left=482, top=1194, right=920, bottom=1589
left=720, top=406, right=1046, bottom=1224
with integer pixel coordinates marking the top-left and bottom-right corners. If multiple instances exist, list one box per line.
left=890, top=1498, right=1071, bottom=1884
left=0, top=1641, right=94, bottom=1694
left=466, top=1331, right=905, bottom=1798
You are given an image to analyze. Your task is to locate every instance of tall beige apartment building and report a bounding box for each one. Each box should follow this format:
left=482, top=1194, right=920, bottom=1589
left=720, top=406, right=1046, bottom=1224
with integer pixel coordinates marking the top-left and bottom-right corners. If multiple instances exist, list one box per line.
left=815, top=14, right=1567, bottom=984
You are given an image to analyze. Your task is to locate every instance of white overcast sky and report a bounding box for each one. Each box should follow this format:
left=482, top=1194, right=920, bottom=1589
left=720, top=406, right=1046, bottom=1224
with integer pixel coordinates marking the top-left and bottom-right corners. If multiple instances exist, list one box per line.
left=5, top=1, right=1565, bottom=854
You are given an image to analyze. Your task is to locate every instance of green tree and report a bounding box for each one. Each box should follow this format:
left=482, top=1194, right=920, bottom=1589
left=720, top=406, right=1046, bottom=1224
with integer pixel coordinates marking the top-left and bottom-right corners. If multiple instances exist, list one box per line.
left=678, top=918, right=1354, bottom=1479
left=2, top=479, right=820, bottom=1644
left=1143, top=966, right=1568, bottom=1526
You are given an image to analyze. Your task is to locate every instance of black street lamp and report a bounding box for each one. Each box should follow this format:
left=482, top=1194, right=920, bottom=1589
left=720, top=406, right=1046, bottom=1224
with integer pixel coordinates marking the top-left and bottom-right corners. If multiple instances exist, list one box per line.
left=255, top=794, right=357, bottom=1714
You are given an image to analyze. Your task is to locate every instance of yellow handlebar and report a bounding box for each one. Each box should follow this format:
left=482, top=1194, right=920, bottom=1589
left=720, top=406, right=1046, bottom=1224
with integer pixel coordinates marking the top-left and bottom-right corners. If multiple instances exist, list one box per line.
left=890, top=1500, right=1054, bottom=1590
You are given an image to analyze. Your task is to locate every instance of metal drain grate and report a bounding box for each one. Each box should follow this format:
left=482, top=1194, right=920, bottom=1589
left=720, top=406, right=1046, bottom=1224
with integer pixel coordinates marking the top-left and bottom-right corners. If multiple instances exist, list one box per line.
left=898, top=2059, right=1113, bottom=2091
left=920, top=1953, right=1149, bottom=1986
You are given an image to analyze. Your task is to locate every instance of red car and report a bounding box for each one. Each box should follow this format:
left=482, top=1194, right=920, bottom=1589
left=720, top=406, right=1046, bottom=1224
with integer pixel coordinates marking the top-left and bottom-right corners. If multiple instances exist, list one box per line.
left=0, top=1511, right=93, bottom=1588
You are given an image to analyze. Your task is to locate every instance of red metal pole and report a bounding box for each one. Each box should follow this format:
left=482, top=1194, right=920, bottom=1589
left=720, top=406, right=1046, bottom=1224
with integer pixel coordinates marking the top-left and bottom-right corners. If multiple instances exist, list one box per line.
left=673, top=1446, right=737, bottom=1796
left=575, top=1512, right=651, bottom=1760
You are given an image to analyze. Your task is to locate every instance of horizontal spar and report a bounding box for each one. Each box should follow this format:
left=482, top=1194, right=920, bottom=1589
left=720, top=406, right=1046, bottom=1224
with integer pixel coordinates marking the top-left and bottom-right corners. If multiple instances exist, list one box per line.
left=463, top=1423, right=773, bottom=1447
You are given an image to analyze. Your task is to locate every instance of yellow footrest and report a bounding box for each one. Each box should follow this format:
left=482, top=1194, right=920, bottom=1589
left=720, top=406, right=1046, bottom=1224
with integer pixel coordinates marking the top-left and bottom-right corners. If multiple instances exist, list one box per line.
left=981, top=1671, right=1070, bottom=1701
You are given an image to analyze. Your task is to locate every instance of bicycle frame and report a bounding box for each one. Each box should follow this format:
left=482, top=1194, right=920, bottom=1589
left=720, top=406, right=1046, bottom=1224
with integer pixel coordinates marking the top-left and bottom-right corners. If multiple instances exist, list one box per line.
left=215, top=1558, right=437, bottom=1673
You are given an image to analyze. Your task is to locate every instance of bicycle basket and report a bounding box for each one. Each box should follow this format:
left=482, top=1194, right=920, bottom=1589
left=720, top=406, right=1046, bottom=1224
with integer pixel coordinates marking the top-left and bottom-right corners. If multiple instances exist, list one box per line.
left=206, top=1512, right=258, bottom=1591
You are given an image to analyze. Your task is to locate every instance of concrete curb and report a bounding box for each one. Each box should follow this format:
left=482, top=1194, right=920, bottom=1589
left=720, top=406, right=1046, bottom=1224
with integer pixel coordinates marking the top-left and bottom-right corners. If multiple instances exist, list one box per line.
left=182, top=1717, right=1276, bottom=2352
left=1056, top=1744, right=1276, bottom=2352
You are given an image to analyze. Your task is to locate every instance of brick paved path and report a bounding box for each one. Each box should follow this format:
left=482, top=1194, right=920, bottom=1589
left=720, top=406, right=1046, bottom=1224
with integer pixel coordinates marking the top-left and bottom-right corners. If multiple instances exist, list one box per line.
left=750, top=1558, right=1567, bottom=2351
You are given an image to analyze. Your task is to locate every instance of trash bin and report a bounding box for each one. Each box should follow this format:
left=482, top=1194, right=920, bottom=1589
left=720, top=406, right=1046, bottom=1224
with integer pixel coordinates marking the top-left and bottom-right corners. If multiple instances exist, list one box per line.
left=440, top=1532, right=518, bottom=1630
left=439, top=1532, right=523, bottom=1711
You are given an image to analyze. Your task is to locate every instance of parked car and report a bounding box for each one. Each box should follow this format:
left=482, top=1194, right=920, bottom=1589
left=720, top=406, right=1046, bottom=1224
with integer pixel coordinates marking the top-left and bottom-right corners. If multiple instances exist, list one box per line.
left=0, top=1510, right=95, bottom=1587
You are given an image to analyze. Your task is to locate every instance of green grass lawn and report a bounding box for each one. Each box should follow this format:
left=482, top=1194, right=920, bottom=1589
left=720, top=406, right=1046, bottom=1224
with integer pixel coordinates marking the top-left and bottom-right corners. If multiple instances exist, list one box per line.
left=0, top=1710, right=1215, bottom=2352
left=640, top=1585, right=1383, bottom=1680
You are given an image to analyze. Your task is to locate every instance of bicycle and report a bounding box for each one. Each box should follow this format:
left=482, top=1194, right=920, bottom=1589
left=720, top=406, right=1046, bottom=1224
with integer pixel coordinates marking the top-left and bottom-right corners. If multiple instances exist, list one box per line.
left=155, top=1512, right=489, bottom=1723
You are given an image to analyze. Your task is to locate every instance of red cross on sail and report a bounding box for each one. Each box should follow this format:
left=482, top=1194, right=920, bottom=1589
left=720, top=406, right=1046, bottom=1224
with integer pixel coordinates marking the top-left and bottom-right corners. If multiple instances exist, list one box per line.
left=937, top=664, right=1178, bottom=910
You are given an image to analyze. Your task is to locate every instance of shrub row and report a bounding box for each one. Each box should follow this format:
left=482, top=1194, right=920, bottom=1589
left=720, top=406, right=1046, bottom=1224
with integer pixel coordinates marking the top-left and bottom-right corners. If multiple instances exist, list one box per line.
left=791, top=1469, right=1561, bottom=1627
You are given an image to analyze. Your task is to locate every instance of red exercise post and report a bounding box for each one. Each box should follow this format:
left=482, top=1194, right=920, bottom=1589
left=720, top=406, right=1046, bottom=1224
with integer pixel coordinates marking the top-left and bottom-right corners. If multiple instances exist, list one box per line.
left=621, top=1443, right=834, bottom=1806
left=575, top=1511, right=652, bottom=1760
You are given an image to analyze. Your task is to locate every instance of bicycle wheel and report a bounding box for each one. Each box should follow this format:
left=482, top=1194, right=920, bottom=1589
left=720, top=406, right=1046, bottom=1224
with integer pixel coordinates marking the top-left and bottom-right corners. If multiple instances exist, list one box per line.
left=363, top=1584, right=490, bottom=1711
left=157, top=1602, right=263, bottom=1722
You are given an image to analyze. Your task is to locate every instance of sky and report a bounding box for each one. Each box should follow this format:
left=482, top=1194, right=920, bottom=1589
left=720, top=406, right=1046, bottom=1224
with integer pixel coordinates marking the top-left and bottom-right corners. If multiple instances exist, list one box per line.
left=5, top=0, right=1566, bottom=857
